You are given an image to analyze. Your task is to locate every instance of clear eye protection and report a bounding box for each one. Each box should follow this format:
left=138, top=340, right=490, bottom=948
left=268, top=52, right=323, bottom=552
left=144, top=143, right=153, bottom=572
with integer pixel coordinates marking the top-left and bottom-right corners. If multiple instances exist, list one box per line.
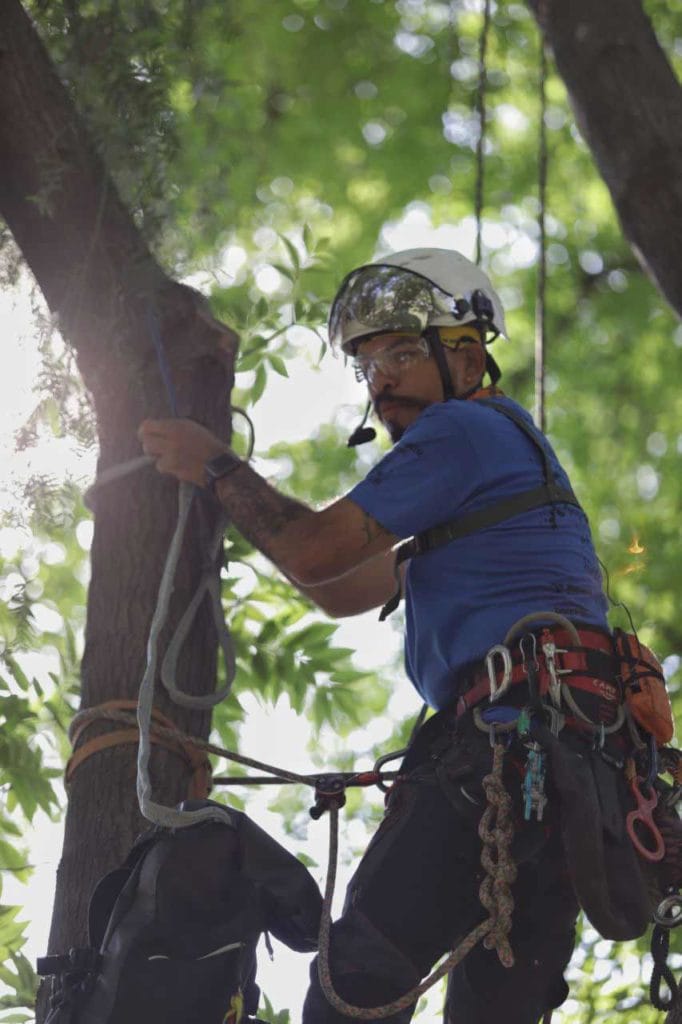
left=352, top=336, right=431, bottom=385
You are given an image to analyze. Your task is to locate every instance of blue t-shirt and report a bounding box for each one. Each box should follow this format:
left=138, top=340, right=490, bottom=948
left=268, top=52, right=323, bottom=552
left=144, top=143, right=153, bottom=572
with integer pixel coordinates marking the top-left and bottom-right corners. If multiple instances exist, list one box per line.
left=348, top=397, right=609, bottom=710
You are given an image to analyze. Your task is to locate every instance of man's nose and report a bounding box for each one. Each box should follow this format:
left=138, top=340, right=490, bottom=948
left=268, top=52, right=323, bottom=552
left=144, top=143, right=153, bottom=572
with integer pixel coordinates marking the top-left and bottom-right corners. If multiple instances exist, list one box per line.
left=369, top=363, right=399, bottom=391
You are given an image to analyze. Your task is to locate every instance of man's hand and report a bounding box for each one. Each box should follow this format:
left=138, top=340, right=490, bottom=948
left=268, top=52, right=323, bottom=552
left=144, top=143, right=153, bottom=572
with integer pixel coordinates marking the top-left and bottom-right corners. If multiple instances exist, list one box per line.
left=138, top=418, right=398, bottom=615
left=138, top=419, right=229, bottom=488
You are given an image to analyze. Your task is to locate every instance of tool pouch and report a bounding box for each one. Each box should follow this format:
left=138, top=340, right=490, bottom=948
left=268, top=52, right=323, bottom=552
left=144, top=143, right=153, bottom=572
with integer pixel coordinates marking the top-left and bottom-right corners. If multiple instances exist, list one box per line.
left=532, top=721, right=651, bottom=941
left=38, top=801, right=321, bottom=1024
left=614, top=629, right=674, bottom=745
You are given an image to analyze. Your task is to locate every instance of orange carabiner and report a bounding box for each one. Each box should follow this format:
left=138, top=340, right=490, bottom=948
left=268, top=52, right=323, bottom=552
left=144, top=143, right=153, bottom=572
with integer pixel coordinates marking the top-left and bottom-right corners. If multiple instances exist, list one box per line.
left=626, top=777, right=665, bottom=862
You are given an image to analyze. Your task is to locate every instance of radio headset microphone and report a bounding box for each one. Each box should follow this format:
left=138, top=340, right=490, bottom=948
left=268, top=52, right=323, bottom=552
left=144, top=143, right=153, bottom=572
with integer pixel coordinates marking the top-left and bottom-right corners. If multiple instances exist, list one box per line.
left=347, top=402, right=376, bottom=447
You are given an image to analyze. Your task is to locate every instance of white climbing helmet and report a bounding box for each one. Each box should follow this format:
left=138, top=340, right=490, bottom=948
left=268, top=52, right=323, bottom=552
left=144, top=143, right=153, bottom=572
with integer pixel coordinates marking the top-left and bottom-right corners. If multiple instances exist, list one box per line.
left=328, top=247, right=507, bottom=355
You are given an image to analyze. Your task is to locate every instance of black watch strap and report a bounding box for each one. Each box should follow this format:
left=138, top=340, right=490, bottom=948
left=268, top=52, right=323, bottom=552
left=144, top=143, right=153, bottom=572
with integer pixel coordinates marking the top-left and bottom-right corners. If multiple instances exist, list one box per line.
left=204, top=450, right=244, bottom=493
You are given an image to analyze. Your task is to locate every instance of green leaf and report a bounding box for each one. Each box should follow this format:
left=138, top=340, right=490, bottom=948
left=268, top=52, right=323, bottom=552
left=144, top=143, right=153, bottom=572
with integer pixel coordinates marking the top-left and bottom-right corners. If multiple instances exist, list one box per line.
left=0, top=841, right=30, bottom=881
left=280, top=235, right=300, bottom=272
left=250, top=363, right=267, bottom=405
left=268, top=354, right=288, bottom=378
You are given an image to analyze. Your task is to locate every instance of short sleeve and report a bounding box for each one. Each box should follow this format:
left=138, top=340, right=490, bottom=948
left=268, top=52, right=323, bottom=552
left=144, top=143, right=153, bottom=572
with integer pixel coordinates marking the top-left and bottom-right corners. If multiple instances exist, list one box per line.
left=346, top=405, right=481, bottom=538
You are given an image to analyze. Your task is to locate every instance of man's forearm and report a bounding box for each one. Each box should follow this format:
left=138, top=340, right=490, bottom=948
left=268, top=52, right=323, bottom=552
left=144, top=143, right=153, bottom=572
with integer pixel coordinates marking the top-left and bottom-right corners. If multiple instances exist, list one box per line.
left=213, top=461, right=316, bottom=574
left=138, top=417, right=396, bottom=590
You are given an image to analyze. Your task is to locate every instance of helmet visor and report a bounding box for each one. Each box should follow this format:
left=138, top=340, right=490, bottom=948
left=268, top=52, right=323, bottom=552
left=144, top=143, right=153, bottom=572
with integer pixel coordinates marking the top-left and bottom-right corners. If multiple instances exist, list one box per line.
left=328, top=264, right=462, bottom=353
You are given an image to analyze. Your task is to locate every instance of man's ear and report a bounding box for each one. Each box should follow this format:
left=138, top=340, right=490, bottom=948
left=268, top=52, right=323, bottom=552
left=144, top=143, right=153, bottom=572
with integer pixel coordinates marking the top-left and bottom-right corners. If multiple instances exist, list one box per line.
left=462, top=342, right=487, bottom=385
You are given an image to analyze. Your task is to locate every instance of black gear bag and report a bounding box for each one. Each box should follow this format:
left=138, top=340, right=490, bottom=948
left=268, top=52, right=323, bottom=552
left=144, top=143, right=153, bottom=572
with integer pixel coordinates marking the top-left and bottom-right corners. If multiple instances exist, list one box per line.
left=38, top=800, right=322, bottom=1024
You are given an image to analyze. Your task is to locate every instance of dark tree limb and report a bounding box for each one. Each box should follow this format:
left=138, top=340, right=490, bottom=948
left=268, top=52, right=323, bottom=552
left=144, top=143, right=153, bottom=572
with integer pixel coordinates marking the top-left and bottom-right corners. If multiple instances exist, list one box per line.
left=0, top=1, right=238, bottom=1009
left=528, top=0, right=682, bottom=319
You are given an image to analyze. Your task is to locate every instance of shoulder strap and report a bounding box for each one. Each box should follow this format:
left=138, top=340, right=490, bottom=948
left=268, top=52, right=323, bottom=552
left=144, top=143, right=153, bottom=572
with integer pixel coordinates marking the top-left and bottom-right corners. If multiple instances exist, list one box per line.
left=379, top=400, right=583, bottom=619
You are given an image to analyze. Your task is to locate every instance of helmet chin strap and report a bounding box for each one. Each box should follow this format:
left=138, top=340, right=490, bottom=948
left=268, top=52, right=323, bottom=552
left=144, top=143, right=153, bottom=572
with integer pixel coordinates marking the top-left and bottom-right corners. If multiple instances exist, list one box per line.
left=347, top=327, right=502, bottom=444
left=423, top=327, right=455, bottom=401
left=485, top=351, right=502, bottom=385
left=423, top=326, right=500, bottom=401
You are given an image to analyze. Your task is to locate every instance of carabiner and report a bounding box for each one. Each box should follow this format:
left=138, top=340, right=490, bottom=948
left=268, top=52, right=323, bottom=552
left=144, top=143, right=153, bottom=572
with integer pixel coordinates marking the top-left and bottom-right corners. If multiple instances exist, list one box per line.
left=486, top=643, right=513, bottom=703
left=519, top=632, right=539, bottom=671
left=654, top=893, right=682, bottom=929
left=626, top=777, right=665, bottom=862
left=647, top=733, right=660, bottom=789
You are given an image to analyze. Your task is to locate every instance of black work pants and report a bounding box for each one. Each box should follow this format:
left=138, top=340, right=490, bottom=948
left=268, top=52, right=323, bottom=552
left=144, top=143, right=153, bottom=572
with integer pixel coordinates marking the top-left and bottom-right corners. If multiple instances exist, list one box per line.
left=302, top=710, right=579, bottom=1024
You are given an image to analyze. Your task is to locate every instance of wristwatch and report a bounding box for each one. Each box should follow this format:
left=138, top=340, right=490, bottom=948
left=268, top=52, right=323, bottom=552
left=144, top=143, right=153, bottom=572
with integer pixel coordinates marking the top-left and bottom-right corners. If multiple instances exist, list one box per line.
left=204, top=450, right=244, bottom=493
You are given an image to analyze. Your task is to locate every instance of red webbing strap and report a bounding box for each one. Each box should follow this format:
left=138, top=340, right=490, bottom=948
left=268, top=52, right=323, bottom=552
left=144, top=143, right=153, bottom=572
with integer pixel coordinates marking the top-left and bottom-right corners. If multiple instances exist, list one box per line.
left=456, top=629, right=618, bottom=718
left=66, top=699, right=212, bottom=799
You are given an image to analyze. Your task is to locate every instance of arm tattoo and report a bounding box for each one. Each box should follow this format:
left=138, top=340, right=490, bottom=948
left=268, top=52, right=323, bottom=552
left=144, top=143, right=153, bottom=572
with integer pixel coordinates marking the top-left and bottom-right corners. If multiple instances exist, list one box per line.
left=214, top=462, right=312, bottom=560
left=361, top=511, right=389, bottom=548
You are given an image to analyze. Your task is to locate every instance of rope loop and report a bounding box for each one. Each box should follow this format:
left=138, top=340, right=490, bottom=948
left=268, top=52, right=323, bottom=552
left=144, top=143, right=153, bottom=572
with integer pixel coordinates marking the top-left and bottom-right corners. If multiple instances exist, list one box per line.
left=314, top=741, right=521, bottom=1017
left=66, top=699, right=212, bottom=799
left=315, top=804, right=493, bottom=1019
left=651, top=923, right=679, bottom=1011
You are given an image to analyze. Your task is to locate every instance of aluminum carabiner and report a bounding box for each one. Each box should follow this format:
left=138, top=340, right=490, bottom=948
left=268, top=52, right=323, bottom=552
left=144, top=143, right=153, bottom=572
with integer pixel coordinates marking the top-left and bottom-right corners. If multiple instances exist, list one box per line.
left=654, top=893, right=682, bottom=929
left=485, top=643, right=513, bottom=703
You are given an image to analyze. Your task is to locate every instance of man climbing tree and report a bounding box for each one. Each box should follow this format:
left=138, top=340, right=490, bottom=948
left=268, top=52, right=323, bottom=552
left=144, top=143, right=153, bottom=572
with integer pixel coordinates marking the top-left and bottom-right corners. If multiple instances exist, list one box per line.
left=2, top=0, right=681, bottom=1019
left=141, top=247, right=670, bottom=1023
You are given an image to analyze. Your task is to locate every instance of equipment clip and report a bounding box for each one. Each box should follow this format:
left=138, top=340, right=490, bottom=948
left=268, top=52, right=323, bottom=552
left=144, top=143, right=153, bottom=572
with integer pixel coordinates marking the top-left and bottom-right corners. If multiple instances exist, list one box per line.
left=486, top=644, right=513, bottom=703
left=310, top=774, right=347, bottom=820
left=625, top=759, right=665, bottom=863
left=523, top=744, right=547, bottom=822
left=540, top=635, right=570, bottom=709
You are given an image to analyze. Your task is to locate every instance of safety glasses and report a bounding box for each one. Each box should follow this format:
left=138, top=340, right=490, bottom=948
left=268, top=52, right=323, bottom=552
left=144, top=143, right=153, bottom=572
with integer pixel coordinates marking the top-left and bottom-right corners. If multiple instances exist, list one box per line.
left=352, top=336, right=431, bottom=385
left=328, top=264, right=470, bottom=353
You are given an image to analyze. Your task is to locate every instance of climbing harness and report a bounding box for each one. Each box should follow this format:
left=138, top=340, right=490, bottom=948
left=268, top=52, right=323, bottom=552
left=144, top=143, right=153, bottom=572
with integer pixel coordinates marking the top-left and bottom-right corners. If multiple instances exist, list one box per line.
left=380, top=398, right=582, bottom=619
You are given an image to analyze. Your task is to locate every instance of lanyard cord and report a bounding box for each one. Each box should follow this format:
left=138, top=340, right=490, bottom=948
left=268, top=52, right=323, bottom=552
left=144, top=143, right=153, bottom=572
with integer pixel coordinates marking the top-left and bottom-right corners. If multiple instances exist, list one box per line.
left=473, top=1, right=551, bottom=429
left=474, top=0, right=492, bottom=268
left=535, top=33, right=549, bottom=432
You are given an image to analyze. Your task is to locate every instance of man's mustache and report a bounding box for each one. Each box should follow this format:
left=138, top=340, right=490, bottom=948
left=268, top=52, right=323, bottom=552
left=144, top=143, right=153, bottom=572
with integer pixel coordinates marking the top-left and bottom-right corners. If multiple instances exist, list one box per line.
left=373, top=393, right=430, bottom=415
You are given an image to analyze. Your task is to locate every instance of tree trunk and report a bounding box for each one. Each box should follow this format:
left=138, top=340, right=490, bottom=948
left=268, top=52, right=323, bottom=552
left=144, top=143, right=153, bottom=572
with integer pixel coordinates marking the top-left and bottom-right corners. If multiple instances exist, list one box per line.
left=0, top=0, right=238, bottom=1012
left=528, top=0, right=682, bottom=318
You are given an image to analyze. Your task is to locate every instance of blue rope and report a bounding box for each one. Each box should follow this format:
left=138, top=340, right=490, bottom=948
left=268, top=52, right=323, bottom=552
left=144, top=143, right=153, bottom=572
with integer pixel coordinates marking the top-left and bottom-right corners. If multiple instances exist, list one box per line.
left=146, top=303, right=179, bottom=417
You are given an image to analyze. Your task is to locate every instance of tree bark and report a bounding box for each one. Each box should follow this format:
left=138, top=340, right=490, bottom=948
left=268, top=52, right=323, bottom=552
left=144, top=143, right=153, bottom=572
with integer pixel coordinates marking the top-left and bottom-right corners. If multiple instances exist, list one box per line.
left=0, top=0, right=238, bottom=1011
left=528, top=0, right=682, bottom=318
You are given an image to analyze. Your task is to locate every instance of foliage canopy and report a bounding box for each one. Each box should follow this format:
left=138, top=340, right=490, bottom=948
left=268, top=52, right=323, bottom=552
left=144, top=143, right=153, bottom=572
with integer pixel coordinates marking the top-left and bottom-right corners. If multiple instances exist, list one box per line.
left=1, top=0, right=682, bottom=1019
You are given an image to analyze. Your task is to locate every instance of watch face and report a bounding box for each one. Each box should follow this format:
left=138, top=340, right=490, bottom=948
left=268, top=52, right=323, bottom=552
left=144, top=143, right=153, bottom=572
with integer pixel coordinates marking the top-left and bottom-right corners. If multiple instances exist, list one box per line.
left=205, top=451, right=241, bottom=488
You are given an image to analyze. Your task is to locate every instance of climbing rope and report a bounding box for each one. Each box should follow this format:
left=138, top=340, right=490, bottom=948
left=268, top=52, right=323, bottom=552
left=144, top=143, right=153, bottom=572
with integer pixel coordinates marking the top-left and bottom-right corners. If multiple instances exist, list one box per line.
left=472, top=0, right=552, bottom=429
left=534, top=29, right=549, bottom=432
left=80, top=301, right=256, bottom=829
left=651, top=922, right=680, bottom=1013
left=477, top=742, right=517, bottom=966
left=474, top=0, right=492, bottom=267
left=66, top=699, right=212, bottom=799
left=315, top=742, right=516, bottom=1018
left=135, top=480, right=236, bottom=829
left=69, top=703, right=315, bottom=788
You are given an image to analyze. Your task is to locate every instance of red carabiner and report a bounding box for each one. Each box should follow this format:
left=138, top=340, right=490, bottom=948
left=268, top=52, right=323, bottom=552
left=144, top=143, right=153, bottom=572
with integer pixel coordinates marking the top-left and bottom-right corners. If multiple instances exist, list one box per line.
left=626, top=777, right=665, bottom=862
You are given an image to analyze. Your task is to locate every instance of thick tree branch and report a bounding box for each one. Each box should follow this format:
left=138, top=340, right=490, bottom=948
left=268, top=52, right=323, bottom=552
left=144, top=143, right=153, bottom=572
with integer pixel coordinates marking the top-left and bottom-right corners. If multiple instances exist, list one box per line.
left=528, top=0, right=682, bottom=318
left=0, top=0, right=239, bottom=995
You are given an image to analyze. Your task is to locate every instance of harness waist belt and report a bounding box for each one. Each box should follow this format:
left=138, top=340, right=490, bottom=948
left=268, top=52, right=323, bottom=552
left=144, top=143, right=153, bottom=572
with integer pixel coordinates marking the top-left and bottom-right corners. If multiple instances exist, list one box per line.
left=456, top=626, right=618, bottom=718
